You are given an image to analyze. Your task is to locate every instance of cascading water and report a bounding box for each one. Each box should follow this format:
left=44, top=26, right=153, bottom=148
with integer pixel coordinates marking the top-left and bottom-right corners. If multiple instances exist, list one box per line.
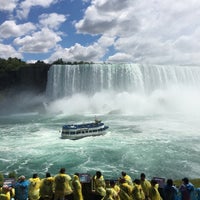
left=46, top=63, right=143, bottom=98
left=46, top=63, right=200, bottom=99
left=45, top=63, right=200, bottom=115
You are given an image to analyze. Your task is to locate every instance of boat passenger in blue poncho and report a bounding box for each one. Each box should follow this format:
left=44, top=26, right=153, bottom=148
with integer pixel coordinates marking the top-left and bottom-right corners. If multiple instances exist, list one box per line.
left=14, top=176, right=30, bottom=200
left=179, top=177, right=194, bottom=200
left=163, top=179, right=178, bottom=200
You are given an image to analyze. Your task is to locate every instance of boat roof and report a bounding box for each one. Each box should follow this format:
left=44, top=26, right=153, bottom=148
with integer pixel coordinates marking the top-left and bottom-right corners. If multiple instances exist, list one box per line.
left=62, top=122, right=104, bottom=130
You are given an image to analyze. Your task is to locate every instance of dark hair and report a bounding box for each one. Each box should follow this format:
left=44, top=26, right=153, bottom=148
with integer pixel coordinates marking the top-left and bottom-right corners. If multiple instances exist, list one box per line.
left=96, top=171, right=102, bottom=178
left=121, top=171, right=126, bottom=177
left=60, top=168, right=66, bottom=173
left=151, top=179, right=157, bottom=186
left=110, top=180, right=115, bottom=186
left=33, top=173, right=38, bottom=178
left=182, top=177, right=189, bottom=184
left=167, top=179, right=173, bottom=186
left=74, top=173, right=79, bottom=177
left=46, top=172, right=51, bottom=178
left=140, top=173, right=146, bottom=178
left=134, top=179, right=141, bottom=185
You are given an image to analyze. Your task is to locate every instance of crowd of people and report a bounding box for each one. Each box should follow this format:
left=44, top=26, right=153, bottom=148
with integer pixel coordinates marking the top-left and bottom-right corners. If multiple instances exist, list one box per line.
left=0, top=168, right=198, bottom=200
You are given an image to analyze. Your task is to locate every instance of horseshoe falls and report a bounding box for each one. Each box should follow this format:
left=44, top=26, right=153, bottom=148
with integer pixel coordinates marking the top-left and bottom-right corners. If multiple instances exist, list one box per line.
left=45, top=63, right=200, bottom=115
left=1, top=63, right=200, bottom=181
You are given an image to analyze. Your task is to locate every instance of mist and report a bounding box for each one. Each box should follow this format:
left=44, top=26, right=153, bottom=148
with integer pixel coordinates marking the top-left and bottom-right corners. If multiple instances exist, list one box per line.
left=0, top=90, right=46, bottom=115
left=44, top=85, right=200, bottom=117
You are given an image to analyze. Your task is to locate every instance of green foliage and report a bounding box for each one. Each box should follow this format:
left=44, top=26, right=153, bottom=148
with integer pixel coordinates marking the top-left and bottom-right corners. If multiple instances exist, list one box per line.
left=52, top=59, right=93, bottom=65
left=52, top=58, right=66, bottom=65
left=0, top=57, right=94, bottom=73
left=0, top=57, right=27, bottom=72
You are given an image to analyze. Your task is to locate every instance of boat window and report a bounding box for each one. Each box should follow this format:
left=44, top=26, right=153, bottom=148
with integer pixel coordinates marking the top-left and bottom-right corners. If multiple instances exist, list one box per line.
left=63, top=131, right=69, bottom=134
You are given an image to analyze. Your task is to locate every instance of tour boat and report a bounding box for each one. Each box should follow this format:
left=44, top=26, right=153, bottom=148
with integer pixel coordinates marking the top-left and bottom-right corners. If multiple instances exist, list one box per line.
left=61, top=119, right=109, bottom=140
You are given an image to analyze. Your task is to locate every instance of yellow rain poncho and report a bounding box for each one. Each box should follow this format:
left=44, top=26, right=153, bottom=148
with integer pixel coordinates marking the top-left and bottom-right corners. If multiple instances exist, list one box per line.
left=28, top=177, right=41, bottom=200
left=141, top=179, right=151, bottom=198
left=93, top=175, right=106, bottom=197
left=110, top=185, right=120, bottom=200
left=132, top=183, right=145, bottom=200
left=54, top=173, right=73, bottom=200
left=72, top=175, right=83, bottom=200
left=0, top=186, right=11, bottom=200
left=118, top=180, right=132, bottom=200
left=124, top=175, right=133, bottom=186
left=102, top=188, right=114, bottom=200
left=39, top=177, right=54, bottom=199
left=121, top=172, right=133, bottom=186
left=149, top=182, right=162, bottom=200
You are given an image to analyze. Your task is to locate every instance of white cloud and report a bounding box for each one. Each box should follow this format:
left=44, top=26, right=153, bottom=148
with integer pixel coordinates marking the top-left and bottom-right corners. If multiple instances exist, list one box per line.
left=47, top=35, right=114, bottom=63
left=14, top=28, right=61, bottom=53
left=74, top=0, right=200, bottom=64
left=39, top=13, right=67, bottom=30
left=0, top=20, right=36, bottom=39
left=97, top=35, right=115, bottom=47
left=75, top=0, right=137, bottom=37
left=174, top=27, right=200, bottom=53
left=0, top=0, right=18, bottom=11
left=17, top=0, right=57, bottom=19
left=1, top=0, right=200, bottom=65
left=107, top=53, right=133, bottom=63
left=0, top=43, right=22, bottom=59
left=47, top=43, right=103, bottom=63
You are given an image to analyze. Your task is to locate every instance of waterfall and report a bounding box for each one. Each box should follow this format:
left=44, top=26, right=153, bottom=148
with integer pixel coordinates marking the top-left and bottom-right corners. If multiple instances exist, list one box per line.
left=46, top=63, right=200, bottom=100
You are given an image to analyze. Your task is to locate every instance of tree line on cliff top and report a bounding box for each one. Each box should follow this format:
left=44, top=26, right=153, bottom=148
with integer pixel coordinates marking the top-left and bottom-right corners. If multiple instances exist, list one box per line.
left=0, top=57, right=93, bottom=72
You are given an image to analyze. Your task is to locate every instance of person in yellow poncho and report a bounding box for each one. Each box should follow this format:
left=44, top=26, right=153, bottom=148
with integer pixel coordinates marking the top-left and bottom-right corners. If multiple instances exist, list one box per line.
left=131, top=179, right=145, bottom=200
left=109, top=180, right=120, bottom=200
left=140, top=173, right=151, bottom=200
left=149, top=180, right=162, bottom=200
left=121, top=172, right=133, bottom=187
left=28, top=173, right=41, bottom=200
left=72, top=173, right=83, bottom=200
left=0, top=185, right=12, bottom=200
left=118, top=178, right=132, bottom=200
left=93, top=171, right=106, bottom=199
left=54, top=168, right=73, bottom=200
left=39, top=172, right=54, bottom=200
left=102, top=188, right=115, bottom=200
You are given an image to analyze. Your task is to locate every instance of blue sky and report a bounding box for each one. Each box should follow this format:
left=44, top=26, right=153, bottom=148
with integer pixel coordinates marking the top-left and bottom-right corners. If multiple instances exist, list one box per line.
left=0, top=0, right=200, bottom=65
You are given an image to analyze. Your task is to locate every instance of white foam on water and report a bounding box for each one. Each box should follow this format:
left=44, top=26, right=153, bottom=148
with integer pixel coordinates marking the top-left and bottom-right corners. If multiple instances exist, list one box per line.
left=1, top=112, right=200, bottom=179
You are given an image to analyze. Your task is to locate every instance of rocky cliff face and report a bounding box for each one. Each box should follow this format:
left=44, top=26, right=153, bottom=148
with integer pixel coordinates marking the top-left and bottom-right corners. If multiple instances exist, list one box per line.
left=0, top=64, right=51, bottom=93
left=0, top=64, right=51, bottom=114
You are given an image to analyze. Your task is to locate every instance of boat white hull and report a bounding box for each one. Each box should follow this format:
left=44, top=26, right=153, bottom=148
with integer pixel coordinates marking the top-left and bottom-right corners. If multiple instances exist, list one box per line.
left=61, top=130, right=107, bottom=140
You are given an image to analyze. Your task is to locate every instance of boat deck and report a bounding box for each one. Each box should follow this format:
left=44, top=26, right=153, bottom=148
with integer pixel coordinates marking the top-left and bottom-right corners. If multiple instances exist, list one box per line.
left=62, top=122, right=104, bottom=130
